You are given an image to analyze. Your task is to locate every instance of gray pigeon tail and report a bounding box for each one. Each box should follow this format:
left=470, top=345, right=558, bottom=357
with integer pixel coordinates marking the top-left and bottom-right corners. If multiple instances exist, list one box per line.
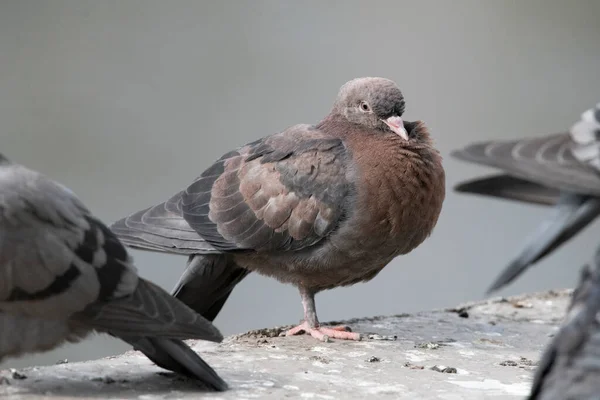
left=486, top=193, right=600, bottom=293
left=122, top=336, right=226, bottom=389
left=454, top=174, right=561, bottom=206
left=0, top=155, right=227, bottom=391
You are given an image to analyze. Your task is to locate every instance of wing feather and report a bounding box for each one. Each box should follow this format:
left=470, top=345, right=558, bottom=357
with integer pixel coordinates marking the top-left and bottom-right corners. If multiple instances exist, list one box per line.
left=112, top=124, right=354, bottom=255
left=451, top=133, right=600, bottom=195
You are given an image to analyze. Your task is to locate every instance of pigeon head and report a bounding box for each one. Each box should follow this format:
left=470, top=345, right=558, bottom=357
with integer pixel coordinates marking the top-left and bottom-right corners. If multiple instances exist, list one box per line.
left=332, top=77, right=409, bottom=140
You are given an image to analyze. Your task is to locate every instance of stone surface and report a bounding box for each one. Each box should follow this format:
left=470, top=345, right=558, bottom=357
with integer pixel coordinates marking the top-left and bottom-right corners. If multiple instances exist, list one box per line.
left=0, top=290, right=572, bottom=399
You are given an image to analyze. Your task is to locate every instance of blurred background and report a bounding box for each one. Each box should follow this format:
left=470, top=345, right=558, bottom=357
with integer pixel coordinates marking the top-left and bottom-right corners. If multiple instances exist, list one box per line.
left=1, top=0, right=600, bottom=369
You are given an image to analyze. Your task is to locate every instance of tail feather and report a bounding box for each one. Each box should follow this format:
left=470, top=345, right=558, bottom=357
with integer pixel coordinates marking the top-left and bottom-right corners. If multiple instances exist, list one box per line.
left=487, top=193, right=600, bottom=293
left=454, top=174, right=561, bottom=206
left=77, top=278, right=223, bottom=342
left=109, top=193, right=220, bottom=255
left=172, top=254, right=250, bottom=321
left=450, top=134, right=600, bottom=197
left=75, top=278, right=229, bottom=390
left=123, top=336, right=228, bottom=391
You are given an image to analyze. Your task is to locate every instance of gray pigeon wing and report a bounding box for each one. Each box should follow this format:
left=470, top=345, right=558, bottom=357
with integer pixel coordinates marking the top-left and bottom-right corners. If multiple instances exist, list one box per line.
left=452, top=103, right=600, bottom=203
left=451, top=133, right=600, bottom=195
left=453, top=173, right=561, bottom=206
left=77, top=277, right=223, bottom=342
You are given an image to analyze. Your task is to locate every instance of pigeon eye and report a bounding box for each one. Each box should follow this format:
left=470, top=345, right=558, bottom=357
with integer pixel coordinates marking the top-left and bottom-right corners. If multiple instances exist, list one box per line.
left=359, top=102, right=371, bottom=112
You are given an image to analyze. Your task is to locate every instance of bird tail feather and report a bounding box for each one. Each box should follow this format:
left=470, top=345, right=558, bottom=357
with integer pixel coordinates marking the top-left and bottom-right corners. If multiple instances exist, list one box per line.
left=454, top=173, right=561, bottom=206
left=172, top=254, right=250, bottom=321
left=122, top=336, right=228, bottom=391
left=77, top=278, right=223, bottom=342
left=487, top=193, right=600, bottom=293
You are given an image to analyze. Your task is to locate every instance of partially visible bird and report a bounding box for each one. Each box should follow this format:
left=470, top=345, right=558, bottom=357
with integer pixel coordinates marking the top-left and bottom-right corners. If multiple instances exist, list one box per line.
left=110, top=77, right=446, bottom=342
left=0, top=154, right=227, bottom=391
left=451, top=103, right=600, bottom=293
left=528, top=247, right=600, bottom=400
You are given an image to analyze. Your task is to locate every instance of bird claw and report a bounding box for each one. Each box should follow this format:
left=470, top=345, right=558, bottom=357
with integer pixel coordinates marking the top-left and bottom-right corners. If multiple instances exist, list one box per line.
left=284, top=322, right=361, bottom=341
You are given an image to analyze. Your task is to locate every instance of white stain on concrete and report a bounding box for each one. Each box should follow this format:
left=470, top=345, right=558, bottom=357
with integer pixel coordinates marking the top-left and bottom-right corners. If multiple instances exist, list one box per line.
left=300, top=393, right=335, bottom=399
left=364, top=384, right=407, bottom=395
left=310, top=346, right=333, bottom=354
left=530, top=319, right=547, bottom=324
left=268, top=354, right=290, bottom=360
left=448, top=379, right=530, bottom=396
left=346, top=351, right=368, bottom=358
left=405, top=350, right=436, bottom=362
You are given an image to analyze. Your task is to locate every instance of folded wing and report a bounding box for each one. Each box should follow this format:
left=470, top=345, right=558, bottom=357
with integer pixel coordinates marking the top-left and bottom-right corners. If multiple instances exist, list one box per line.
left=111, top=124, right=354, bottom=256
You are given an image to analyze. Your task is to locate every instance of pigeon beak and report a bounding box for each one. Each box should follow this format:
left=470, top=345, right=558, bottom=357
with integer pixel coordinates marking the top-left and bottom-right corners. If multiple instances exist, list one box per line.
left=382, top=116, right=409, bottom=140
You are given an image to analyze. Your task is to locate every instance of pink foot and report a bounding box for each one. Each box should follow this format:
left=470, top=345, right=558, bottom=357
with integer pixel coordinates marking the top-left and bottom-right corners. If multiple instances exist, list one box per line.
left=285, top=321, right=361, bottom=341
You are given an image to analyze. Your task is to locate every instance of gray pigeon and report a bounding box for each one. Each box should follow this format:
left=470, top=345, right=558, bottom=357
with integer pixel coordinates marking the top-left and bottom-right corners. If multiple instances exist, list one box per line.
left=0, top=155, right=227, bottom=391
left=110, top=77, right=446, bottom=342
left=528, top=248, right=600, bottom=400
left=451, top=103, right=600, bottom=293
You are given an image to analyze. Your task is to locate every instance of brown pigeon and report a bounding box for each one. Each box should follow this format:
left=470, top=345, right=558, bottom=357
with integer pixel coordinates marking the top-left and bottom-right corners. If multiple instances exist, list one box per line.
left=451, top=103, right=600, bottom=293
left=110, top=77, right=446, bottom=341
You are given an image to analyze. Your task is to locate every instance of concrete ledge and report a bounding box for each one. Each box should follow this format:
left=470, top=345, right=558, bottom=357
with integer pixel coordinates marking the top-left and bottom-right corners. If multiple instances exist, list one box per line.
left=0, top=290, right=571, bottom=399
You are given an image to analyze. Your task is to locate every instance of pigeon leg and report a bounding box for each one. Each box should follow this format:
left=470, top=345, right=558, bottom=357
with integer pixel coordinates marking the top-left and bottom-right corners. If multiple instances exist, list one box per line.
left=285, top=287, right=361, bottom=341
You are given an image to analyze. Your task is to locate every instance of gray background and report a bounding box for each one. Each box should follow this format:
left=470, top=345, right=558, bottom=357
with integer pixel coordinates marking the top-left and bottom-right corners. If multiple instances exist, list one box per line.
left=1, top=0, right=600, bottom=369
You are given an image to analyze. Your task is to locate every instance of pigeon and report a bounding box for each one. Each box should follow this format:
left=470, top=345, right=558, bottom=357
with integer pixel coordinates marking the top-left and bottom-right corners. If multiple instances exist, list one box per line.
left=451, top=103, right=600, bottom=293
left=0, top=154, right=228, bottom=391
left=110, top=77, right=446, bottom=342
left=528, top=247, right=600, bottom=400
